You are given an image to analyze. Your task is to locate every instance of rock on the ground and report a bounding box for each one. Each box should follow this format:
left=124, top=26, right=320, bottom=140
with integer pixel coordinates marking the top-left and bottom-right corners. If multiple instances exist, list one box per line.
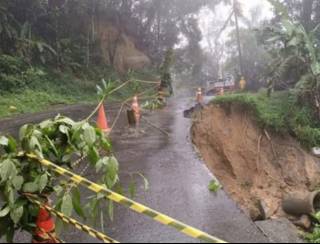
left=293, top=215, right=312, bottom=230
left=256, top=218, right=305, bottom=243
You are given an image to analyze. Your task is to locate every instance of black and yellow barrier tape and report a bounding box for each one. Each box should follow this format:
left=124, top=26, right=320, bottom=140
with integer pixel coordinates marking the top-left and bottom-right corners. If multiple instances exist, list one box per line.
left=25, top=153, right=227, bottom=243
left=27, top=196, right=119, bottom=243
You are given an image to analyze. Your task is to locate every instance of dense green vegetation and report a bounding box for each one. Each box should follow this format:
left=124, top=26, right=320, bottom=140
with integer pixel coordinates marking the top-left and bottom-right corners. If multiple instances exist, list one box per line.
left=213, top=91, right=320, bottom=148
left=0, top=53, right=143, bottom=118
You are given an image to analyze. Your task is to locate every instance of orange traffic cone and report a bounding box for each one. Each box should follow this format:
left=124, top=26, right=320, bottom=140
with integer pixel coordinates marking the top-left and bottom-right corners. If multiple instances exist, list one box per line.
left=32, top=207, right=59, bottom=243
left=132, top=96, right=141, bottom=125
left=97, top=104, right=110, bottom=133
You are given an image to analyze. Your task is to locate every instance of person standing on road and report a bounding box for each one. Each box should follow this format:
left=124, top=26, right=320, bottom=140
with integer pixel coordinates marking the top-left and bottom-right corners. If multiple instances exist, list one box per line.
left=239, top=76, right=247, bottom=91
left=196, top=88, right=204, bottom=104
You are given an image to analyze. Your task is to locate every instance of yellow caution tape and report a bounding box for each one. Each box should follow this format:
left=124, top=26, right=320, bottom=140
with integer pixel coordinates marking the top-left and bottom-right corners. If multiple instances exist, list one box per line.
left=26, top=153, right=227, bottom=243
left=28, top=197, right=119, bottom=243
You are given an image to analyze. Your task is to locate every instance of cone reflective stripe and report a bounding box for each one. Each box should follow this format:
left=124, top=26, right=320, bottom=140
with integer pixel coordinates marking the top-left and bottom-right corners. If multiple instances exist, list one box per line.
left=97, top=104, right=110, bottom=133
left=26, top=153, right=227, bottom=243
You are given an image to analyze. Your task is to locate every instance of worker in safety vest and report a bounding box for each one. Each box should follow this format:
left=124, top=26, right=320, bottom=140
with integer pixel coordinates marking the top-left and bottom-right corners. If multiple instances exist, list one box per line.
left=196, top=88, right=203, bottom=104
left=239, top=76, right=246, bottom=91
left=219, top=87, right=224, bottom=96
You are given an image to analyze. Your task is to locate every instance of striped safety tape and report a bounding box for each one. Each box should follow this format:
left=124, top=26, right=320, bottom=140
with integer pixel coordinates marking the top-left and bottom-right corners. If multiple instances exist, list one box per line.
left=25, top=153, right=227, bottom=243
left=28, top=197, right=119, bottom=243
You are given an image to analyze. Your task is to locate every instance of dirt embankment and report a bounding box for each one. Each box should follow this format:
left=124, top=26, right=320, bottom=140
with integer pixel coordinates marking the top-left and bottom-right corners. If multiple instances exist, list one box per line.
left=192, top=104, right=320, bottom=220
left=97, top=22, right=150, bottom=74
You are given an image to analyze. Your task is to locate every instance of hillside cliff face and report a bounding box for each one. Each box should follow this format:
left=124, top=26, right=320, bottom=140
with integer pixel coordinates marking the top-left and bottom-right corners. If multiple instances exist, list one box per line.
left=192, top=104, right=320, bottom=220
left=97, top=23, right=151, bottom=73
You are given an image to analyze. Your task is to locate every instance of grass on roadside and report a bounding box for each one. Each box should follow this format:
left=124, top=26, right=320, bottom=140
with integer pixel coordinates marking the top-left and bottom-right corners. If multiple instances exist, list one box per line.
left=0, top=89, right=97, bottom=118
left=212, top=90, right=320, bottom=148
left=0, top=54, right=159, bottom=118
left=0, top=71, right=158, bottom=118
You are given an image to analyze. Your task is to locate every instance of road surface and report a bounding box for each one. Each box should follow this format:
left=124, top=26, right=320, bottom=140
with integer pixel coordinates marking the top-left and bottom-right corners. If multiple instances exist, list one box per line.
left=0, top=98, right=269, bottom=243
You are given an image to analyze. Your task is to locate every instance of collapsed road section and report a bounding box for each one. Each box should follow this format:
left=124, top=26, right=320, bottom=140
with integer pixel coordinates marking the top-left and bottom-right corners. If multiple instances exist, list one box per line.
left=191, top=103, right=320, bottom=241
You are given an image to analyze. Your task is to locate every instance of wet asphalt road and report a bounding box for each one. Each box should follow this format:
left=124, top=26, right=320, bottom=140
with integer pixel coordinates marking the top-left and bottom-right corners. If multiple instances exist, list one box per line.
left=0, top=98, right=269, bottom=243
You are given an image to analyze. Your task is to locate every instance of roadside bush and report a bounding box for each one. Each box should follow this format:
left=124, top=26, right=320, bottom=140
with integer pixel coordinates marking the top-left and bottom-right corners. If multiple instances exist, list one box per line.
left=0, top=55, right=48, bottom=92
left=0, top=55, right=26, bottom=74
left=0, top=55, right=27, bottom=92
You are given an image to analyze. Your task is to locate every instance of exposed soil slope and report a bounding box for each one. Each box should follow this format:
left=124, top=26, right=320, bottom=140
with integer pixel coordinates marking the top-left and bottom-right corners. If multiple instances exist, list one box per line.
left=192, top=104, right=320, bottom=220
left=97, top=22, right=150, bottom=73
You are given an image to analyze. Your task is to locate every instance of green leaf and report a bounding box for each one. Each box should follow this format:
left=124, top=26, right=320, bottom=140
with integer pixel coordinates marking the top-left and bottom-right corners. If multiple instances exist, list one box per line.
left=208, top=180, right=221, bottom=193
left=22, top=182, right=39, bottom=193
left=0, top=159, right=15, bottom=182
left=7, top=187, right=15, bottom=205
left=6, top=225, right=14, bottom=243
left=39, top=174, right=48, bottom=193
left=102, top=79, right=107, bottom=90
left=29, top=136, right=41, bottom=151
left=101, top=137, right=112, bottom=151
left=56, top=116, right=75, bottom=126
left=10, top=206, right=23, bottom=224
left=84, top=127, right=96, bottom=145
left=45, top=135, right=58, bottom=156
left=108, top=200, right=114, bottom=221
left=0, top=217, right=10, bottom=238
left=61, top=193, right=73, bottom=217
left=105, top=157, right=119, bottom=188
left=28, top=204, right=40, bottom=217
left=96, top=85, right=103, bottom=95
left=19, top=124, right=31, bottom=140
left=53, top=185, right=64, bottom=197
left=55, top=218, right=64, bottom=235
left=39, top=119, right=53, bottom=129
left=0, top=136, right=9, bottom=146
left=88, top=147, right=99, bottom=165
left=72, top=188, right=85, bottom=219
left=12, top=176, right=24, bottom=191
left=95, top=157, right=106, bottom=173
left=59, top=125, right=69, bottom=135
left=0, top=206, right=10, bottom=217
left=5, top=136, right=17, bottom=153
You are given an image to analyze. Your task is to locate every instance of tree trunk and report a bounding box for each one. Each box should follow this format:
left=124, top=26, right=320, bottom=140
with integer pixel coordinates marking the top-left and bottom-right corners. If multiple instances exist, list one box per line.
left=233, top=0, right=243, bottom=77
left=301, top=0, right=314, bottom=31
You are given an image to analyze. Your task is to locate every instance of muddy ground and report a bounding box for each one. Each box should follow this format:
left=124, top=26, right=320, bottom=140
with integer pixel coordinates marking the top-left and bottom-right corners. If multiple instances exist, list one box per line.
left=192, top=103, right=320, bottom=221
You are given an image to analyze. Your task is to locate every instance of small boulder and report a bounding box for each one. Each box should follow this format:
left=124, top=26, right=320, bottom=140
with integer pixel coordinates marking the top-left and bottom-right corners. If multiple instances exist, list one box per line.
left=293, top=215, right=312, bottom=230
left=312, top=147, right=320, bottom=157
